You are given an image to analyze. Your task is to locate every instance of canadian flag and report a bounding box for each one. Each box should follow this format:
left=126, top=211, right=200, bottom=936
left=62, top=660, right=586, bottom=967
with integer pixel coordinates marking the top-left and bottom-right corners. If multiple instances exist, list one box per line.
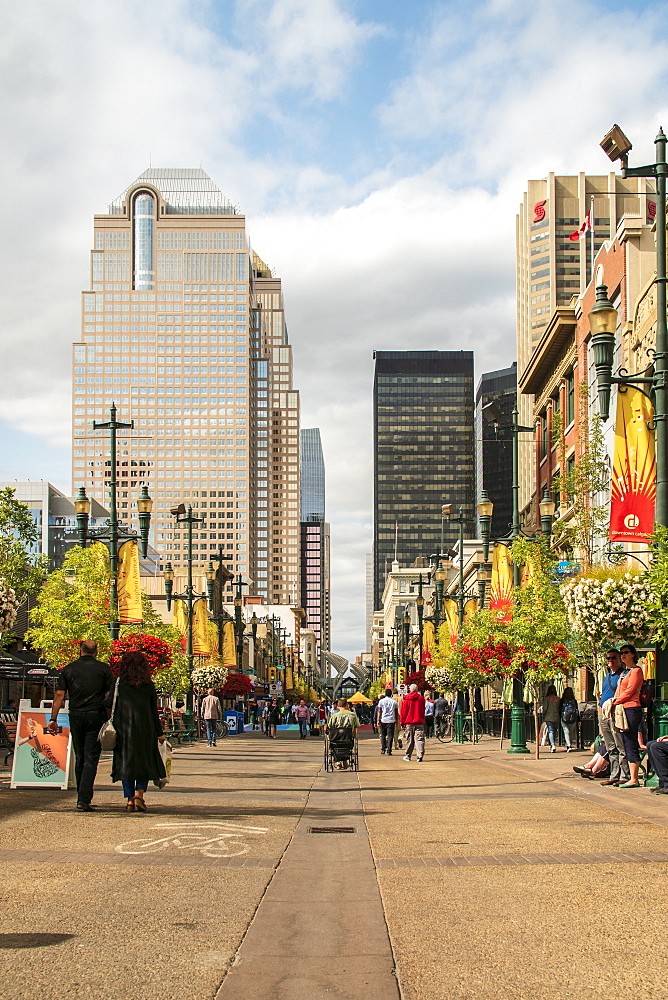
left=569, top=210, right=591, bottom=242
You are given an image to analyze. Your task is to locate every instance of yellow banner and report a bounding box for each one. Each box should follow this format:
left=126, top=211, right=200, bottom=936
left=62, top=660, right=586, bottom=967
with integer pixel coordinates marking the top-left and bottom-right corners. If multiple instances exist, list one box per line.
left=422, top=619, right=435, bottom=666
left=117, top=540, right=142, bottom=623
left=192, top=598, right=209, bottom=655
left=610, top=386, right=656, bottom=541
left=464, top=598, right=478, bottom=623
left=285, top=667, right=294, bottom=690
left=173, top=598, right=187, bottom=636
left=223, top=619, right=236, bottom=668
left=443, top=598, right=459, bottom=643
left=490, top=544, right=513, bottom=623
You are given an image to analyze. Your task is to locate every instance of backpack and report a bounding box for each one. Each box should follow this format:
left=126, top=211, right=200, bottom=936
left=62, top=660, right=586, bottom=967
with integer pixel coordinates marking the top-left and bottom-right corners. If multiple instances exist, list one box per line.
left=561, top=699, right=578, bottom=724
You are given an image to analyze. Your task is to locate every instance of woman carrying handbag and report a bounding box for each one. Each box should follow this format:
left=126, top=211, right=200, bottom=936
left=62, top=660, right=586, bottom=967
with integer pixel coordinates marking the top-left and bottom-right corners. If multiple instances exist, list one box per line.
left=110, top=650, right=166, bottom=812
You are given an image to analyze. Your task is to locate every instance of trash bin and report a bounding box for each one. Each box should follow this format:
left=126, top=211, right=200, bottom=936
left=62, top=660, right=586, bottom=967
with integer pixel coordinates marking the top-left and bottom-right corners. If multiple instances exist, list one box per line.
left=224, top=710, right=245, bottom=735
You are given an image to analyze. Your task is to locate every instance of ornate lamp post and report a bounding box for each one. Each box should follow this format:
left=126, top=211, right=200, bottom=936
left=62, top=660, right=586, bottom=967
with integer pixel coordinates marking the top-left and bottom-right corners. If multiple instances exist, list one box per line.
left=74, top=403, right=152, bottom=640
left=416, top=575, right=425, bottom=670
left=162, top=503, right=211, bottom=712
left=478, top=487, right=556, bottom=753
left=233, top=574, right=249, bottom=674
left=205, top=547, right=234, bottom=668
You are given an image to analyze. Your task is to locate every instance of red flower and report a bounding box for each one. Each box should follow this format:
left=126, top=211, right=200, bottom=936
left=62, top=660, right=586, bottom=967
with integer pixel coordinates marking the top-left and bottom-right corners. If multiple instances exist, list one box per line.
left=221, top=672, right=252, bottom=696
left=110, top=634, right=172, bottom=676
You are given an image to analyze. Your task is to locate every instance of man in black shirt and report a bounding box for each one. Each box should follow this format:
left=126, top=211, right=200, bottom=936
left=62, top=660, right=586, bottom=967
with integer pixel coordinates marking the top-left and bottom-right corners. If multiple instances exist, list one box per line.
left=46, top=640, right=113, bottom=811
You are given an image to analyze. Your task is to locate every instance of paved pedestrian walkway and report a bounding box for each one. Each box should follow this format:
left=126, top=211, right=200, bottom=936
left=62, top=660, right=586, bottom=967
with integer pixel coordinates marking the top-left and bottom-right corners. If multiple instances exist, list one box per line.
left=1, top=732, right=667, bottom=1000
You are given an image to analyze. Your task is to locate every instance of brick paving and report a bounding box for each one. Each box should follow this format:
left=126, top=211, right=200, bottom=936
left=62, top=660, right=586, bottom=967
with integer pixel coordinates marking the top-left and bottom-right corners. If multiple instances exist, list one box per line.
left=376, top=849, right=668, bottom=868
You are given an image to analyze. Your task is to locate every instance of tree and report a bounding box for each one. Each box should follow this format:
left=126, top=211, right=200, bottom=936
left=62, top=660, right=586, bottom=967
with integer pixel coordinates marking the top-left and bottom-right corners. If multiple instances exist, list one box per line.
left=26, top=545, right=112, bottom=666
left=0, top=487, right=48, bottom=601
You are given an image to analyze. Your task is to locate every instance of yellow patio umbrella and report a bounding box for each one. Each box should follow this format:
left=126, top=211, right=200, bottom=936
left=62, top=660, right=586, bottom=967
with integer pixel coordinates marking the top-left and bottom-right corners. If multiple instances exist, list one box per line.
left=346, top=691, right=372, bottom=704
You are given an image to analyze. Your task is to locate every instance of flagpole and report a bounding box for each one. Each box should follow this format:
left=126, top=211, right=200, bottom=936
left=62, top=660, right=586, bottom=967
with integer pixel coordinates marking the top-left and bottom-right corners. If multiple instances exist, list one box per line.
left=589, top=194, right=595, bottom=283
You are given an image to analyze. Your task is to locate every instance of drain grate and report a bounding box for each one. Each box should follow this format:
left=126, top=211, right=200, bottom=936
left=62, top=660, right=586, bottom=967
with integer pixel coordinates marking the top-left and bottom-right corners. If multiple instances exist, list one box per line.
left=308, top=826, right=356, bottom=834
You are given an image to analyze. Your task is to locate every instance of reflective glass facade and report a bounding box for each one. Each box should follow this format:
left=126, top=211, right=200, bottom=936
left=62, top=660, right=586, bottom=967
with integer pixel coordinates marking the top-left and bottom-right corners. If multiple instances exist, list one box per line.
left=133, top=192, right=155, bottom=290
left=300, top=428, right=325, bottom=521
left=373, top=351, right=475, bottom=610
left=475, top=364, right=517, bottom=539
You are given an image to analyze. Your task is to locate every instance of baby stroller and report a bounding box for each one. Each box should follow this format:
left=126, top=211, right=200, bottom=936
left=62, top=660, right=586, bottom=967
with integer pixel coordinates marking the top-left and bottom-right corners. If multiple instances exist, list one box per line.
left=324, top=725, right=359, bottom=771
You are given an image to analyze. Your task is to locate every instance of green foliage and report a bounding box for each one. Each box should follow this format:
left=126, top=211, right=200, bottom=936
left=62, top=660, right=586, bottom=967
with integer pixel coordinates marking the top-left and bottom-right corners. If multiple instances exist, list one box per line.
left=552, top=388, right=610, bottom=569
left=153, top=662, right=191, bottom=700
left=26, top=545, right=112, bottom=667
left=0, top=487, right=48, bottom=600
left=367, top=677, right=387, bottom=699
left=644, top=525, right=668, bottom=646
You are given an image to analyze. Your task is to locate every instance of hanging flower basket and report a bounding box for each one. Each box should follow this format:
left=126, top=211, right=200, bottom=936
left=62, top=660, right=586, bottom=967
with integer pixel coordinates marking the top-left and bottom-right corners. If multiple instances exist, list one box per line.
left=0, top=579, right=19, bottom=633
left=222, top=672, right=253, bottom=697
left=191, top=664, right=227, bottom=691
left=561, top=572, right=654, bottom=646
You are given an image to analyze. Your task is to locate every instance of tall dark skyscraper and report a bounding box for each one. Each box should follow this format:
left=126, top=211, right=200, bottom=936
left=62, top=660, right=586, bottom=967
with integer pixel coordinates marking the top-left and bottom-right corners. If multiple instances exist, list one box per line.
left=373, top=350, right=475, bottom=610
left=475, top=363, right=517, bottom=540
left=300, top=428, right=330, bottom=654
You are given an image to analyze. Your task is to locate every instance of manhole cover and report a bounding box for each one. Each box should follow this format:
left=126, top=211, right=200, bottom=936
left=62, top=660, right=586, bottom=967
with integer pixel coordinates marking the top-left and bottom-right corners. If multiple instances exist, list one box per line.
left=308, top=826, right=356, bottom=834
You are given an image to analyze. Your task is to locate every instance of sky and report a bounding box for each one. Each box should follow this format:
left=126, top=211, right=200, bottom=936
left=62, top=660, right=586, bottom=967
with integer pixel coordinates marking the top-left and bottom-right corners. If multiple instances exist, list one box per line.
left=2, top=0, right=668, bottom=662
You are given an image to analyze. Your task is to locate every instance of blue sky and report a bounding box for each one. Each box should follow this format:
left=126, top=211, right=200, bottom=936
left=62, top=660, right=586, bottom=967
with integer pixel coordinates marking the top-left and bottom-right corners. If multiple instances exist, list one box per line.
left=1, top=0, right=668, bottom=660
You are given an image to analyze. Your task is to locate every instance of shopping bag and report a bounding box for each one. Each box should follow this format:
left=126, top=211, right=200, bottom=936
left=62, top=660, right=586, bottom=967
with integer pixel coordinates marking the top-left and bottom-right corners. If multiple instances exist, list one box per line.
left=157, top=739, right=172, bottom=786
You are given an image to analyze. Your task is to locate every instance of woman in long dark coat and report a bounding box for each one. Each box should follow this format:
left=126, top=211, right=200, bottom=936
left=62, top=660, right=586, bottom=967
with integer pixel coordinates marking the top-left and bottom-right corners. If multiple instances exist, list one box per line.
left=111, top=651, right=166, bottom=812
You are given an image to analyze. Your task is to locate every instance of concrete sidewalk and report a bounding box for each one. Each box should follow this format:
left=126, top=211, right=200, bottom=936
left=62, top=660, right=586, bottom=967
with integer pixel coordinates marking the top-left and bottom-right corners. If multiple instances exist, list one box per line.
left=2, top=731, right=668, bottom=1000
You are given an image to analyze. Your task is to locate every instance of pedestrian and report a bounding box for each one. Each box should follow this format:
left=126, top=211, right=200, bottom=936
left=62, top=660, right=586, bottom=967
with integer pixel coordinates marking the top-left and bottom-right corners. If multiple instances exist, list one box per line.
left=597, top=647, right=630, bottom=786
left=371, top=697, right=379, bottom=734
left=392, top=687, right=404, bottom=751
left=433, top=691, right=447, bottom=736
left=295, top=698, right=310, bottom=739
left=201, top=687, right=222, bottom=746
left=377, top=688, right=399, bottom=755
left=45, top=639, right=113, bottom=812
left=542, top=684, right=561, bottom=752
left=559, top=686, right=578, bottom=752
left=424, top=691, right=435, bottom=738
left=327, top=697, right=359, bottom=769
left=612, top=643, right=645, bottom=788
left=400, top=683, right=426, bottom=762
left=318, top=699, right=328, bottom=735
left=646, top=735, right=668, bottom=794
left=268, top=699, right=280, bottom=738
left=110, top=650, right=166, bottom=812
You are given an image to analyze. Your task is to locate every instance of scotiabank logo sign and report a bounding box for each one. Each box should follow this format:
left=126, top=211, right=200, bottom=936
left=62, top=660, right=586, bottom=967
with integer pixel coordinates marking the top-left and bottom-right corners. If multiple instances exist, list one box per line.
left=533, top=200, right=547, bottom=223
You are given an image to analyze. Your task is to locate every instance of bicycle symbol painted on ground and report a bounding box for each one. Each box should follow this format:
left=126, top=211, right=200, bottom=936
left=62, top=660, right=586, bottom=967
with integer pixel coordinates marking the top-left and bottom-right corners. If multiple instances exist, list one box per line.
left=115, top=822, right=269, bottom=858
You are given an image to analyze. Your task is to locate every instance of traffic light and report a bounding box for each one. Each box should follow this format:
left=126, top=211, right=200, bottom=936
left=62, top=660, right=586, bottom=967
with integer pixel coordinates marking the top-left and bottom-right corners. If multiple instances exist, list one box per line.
left=398, top=667, right=406, bottom=683
left=268, top=666, right=277, bottom=683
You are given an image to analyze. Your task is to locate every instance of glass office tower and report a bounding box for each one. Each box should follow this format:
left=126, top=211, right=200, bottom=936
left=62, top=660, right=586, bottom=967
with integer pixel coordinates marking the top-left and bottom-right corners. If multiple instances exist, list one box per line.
left=475, top=363, right=517, bottom=540
left=373, top=350, right=475, bottom=610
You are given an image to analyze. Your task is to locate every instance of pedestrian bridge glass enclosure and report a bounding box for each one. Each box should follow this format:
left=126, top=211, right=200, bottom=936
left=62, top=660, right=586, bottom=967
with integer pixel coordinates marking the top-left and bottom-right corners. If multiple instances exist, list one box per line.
left=133, top=192, right=155, bottom=290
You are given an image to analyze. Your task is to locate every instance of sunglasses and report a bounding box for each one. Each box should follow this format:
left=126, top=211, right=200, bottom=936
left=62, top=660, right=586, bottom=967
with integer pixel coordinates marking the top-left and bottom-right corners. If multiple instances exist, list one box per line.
left=620, top=649, right=633, bottom=654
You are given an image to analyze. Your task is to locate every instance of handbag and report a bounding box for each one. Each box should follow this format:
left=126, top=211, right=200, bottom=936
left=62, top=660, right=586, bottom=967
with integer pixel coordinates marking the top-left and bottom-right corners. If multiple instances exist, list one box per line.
left=98, top=679, right=119, bottom=750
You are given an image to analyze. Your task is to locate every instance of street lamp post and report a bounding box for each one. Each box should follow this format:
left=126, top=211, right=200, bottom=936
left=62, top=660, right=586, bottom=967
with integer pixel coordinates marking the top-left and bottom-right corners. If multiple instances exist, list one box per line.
left=205, top=547, right=234, bottom=668
left=162, top=503, right=211, bottom=712
left=74, top=404, right=152, bottom=640
left=416, top=575, right=425, bottom=670
left=478, top=487, right=556, bottom=754
left=233, top=574, right=249, bottom=674
left=594, top=124, right=668, bottom=736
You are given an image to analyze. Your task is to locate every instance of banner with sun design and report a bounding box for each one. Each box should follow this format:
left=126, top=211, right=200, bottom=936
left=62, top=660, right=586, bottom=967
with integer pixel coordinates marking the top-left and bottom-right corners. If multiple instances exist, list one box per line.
left=610, top=387, right=656, bottom=542
left=490, top=544, right=513, bottom=623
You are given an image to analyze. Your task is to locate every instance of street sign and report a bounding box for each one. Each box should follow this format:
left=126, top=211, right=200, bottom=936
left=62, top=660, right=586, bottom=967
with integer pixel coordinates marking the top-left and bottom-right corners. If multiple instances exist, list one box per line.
left=398, top=684, right=407, bottom=695
left=269, top=682, right=283, bottom=695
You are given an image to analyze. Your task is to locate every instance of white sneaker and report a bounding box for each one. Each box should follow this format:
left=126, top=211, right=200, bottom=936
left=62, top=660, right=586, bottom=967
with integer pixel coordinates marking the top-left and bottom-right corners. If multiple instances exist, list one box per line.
left=402, top=755, right=411, bottom=762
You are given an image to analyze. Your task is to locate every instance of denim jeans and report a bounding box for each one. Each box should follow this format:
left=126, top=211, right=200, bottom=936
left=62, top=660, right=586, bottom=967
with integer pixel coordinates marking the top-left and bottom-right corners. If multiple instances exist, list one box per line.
left=298, top=718, right=309, bottom=738
left=599, top=711, right=630, bottom=782
left=205, top=719, right=217, bottom=743
left=561, top=720, right=576, bottom=748
left=621, top=706, right=643, bottom=763
left=122, top=778, right=149, bottom=799
left=544, top=720, right=558, bottom=747
left=69, top=709, right=106, bottom=805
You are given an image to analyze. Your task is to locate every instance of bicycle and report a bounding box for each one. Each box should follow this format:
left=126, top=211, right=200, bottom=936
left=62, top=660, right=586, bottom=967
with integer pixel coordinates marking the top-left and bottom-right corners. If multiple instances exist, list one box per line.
left=436, top=716, right=484, bottom=743
left=198, top=719, right=230, bottom=741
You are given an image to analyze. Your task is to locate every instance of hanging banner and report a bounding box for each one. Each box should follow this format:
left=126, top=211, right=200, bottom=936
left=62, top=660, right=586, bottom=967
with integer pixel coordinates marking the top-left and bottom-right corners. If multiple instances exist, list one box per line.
left=223, top=620, right=236, bottom=668
left=421, top=620, right=435, bottom=666
left=173, top=598, right=188, bottom=637
left=192, top=598, right=210, bottom=655
left=463, top=598, right=478, bottom=623
left=443, top=598, right=459, bottom=644
left=490, top=544, right=513, bottom=623
left=610, top=386, right=656, bottom=541
left=285, top=667, right=294, bottom=690
left=117, top=540, right=143, bottom=623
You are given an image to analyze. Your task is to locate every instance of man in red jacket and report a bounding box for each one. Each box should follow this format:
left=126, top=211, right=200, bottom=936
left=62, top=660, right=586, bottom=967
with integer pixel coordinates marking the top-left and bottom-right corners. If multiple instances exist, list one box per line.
left=400, top=683, right=426, bottom=762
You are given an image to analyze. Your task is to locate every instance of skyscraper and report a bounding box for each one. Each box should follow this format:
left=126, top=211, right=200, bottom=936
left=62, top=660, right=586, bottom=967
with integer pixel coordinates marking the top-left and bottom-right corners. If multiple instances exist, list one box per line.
left=373, top=350, right=475, bottom=610
left=516, top=171, right=652, bottom=511
left=72, top=168, right=300, bottom=603
left=475, top=363, right=517, bottom=539
left=299, top=428, right=330, bottom=655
